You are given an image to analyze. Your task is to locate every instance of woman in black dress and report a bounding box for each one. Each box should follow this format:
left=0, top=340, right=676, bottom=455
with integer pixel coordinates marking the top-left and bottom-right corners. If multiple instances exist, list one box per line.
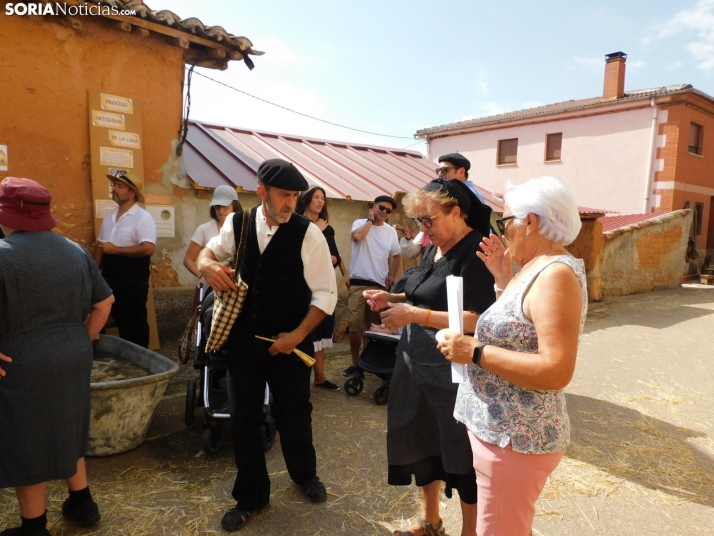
left=297, top=186, right=341, bottom=391
left=364, top=179, right=495, bottom=536
left=0, top=178, right=115, bottom=536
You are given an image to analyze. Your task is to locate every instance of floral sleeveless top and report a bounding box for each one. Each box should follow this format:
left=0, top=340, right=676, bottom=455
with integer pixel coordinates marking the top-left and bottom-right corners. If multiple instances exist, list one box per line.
left=453, top=255, right=588, bottom=454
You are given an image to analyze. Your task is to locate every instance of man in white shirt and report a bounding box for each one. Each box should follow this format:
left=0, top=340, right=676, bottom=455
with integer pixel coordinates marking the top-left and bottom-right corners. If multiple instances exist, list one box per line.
left=400, top=153, right=488, bottom=259
left=198, top=159, right=336, bottom=532
left=94, top=173, right=156, bottom=348
left=345, top=195, right=401, bottom=376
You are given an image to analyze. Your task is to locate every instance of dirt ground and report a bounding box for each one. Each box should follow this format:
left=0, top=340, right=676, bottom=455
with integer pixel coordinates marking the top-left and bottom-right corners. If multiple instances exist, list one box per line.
left=1, top=284, right=713, bottom=535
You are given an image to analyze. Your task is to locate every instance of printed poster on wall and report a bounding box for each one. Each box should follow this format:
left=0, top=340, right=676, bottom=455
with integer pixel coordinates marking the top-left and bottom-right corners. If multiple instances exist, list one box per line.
left=0, top=145, right=7, bottom=171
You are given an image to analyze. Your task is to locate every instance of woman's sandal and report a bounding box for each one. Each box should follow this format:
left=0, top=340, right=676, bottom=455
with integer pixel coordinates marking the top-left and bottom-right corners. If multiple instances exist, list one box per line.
left=393, top=517, right=445, bottom=536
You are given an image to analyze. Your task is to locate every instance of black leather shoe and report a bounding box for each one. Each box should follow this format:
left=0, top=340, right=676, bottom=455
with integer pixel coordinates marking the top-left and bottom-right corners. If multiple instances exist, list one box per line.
left=221, top=504, right=269, bottom=531
left=62, top=496, right=101, bottom=528
left=300, top=476, right=327, bottom=503
left=0, top=527, right=50, bottom=536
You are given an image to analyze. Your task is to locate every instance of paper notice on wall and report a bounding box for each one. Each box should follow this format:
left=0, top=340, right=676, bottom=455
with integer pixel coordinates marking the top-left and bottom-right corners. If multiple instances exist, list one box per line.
left=446, top=275, right=466, bottom=383
left=99, top=147, right=133, bottom=168
left=95, top=199, right=118, bottom=219
left=91, top=110, right=125, bottom=130
left=109, top=130, right=141, bottom=149
left=0, top=145, right=7, bottom=171
left=100, top=93, right=134, bottom=114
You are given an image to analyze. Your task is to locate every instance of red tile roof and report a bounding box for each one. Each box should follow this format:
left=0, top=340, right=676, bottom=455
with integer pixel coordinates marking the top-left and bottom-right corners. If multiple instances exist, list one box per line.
left=599, top=213, right=665, bottom=233
left=415, top=85, right=714, bottom=137
left=183, top=121, right=506, bottom=211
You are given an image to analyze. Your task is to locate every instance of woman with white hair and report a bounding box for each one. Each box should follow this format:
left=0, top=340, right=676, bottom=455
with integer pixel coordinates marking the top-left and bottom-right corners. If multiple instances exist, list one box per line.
left=438, top=176, right=588, bottom=536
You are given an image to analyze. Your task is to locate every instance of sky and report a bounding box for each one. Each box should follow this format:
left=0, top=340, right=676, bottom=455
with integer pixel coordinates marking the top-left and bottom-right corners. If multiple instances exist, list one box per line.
left=147, top=0, right=714, bottom=154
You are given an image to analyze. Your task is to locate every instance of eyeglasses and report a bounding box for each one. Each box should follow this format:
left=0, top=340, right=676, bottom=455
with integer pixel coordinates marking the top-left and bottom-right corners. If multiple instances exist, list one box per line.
left=435, top=166, right=458, bottom=175
left=377, top=204, right=393, bottom=214
left=495, top=215, right=516, bottom=234
left=412, top=211, right=447, bottom=229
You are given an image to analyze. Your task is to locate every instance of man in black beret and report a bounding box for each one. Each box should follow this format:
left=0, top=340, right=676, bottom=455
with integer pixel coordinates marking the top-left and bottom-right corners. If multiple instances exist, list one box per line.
left=402, top=153, right=488, bottom=258
left=344, top=194, right=401, bottom=377
left=198, top=158, right=337, bottom=531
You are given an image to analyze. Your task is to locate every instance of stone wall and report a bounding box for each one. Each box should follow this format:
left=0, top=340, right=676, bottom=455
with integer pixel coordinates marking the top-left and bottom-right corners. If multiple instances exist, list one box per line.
left=599, top=210, right=692, bottom=298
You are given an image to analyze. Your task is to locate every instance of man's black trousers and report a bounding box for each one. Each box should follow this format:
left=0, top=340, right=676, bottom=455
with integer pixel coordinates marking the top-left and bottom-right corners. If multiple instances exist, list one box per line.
left=102, top=275, right=150, bottom=348
left=226, top=335, right=316, bottom=511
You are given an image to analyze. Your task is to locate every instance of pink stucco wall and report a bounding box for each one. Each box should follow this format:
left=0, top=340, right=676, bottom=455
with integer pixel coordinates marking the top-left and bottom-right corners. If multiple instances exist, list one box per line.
left=428, top=107, right=658, bottom=215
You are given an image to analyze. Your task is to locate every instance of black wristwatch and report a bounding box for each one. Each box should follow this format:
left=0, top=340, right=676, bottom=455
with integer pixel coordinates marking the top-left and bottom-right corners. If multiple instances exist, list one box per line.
left=368, top=218, right=375, bottom=223
left=472, top=343, right=487, bottom=367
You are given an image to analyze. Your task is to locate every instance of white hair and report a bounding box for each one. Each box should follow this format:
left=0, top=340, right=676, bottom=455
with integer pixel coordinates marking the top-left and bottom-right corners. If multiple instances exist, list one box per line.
left=503, top=176, right=582, bottom=245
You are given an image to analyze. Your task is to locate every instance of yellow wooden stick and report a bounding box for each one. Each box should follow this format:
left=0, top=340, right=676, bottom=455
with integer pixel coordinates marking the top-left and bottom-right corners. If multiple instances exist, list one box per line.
left=254, top=335, right=316, bottom=367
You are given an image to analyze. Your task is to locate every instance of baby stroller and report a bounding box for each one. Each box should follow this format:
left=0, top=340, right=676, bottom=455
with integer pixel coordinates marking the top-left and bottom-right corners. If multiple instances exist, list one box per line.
left=184, top=284, right=277, bottom=456
left=343, top=331, right=399, bottom=405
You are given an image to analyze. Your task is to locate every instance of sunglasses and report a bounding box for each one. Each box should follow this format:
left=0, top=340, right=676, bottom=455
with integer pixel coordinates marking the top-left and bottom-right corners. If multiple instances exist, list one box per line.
left=435, top=166, right=458, bottom=175
left=412, top=211, right=447, bottom=229
left=377, top=204, right=393, bottom=214
left=495, top=215, right=516, bottom=234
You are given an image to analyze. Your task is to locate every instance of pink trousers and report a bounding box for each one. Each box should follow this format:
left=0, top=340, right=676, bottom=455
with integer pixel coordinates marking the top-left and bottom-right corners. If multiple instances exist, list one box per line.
left=468, top=432, right=564, bottom=536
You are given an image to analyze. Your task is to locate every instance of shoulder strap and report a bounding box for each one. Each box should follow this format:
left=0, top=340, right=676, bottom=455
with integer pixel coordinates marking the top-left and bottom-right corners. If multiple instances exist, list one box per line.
left=232, top=208, right=251, bottom=275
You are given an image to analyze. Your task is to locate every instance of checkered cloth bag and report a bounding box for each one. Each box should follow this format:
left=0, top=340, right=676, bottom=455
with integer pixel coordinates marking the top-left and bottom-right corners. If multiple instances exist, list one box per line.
left=205, top=208, right=251, bottom=353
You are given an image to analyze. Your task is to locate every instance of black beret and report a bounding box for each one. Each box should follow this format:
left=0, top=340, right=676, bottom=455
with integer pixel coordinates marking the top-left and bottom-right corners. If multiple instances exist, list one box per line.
left=374, top=195, right=397, bottom=209
left=257, top=159, right=308, bottom=191
left=438, top=153, right=471, bottom=171
left=422, top=179, right=491, bottom=237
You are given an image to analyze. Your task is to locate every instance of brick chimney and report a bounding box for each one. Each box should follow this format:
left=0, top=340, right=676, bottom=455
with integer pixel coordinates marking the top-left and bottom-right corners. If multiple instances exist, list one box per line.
left=603, top=51, right=627, bottom=100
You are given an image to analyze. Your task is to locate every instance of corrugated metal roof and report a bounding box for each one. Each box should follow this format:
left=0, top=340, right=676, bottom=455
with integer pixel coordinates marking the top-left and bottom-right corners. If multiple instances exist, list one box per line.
left=416, top=84, right=703, bottom=137
left=599, top=213, right=661, bottom=233
left=183, top=121, right=506, bottom=211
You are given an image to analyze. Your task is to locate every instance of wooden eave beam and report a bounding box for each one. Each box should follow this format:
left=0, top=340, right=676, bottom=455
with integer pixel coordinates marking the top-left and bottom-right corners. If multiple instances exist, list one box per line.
left=100, top=12, right=243, bottom=58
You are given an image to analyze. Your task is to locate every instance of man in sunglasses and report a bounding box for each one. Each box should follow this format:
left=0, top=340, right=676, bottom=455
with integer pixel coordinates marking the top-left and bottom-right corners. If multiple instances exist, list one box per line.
left=401, top=153, right=488, bottom=258
left=345, top=195, right=401, bottom=377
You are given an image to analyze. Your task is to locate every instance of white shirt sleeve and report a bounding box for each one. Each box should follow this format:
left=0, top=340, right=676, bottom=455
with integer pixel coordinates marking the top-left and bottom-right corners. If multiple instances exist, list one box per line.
left=136, top=212, right=157, bottom=245
left=302, top=223, right=338, bottom=315
left=399, top=231, right=424, bottom=259
left=206, top=213, right=236, bottom=263
left=191, top=222, right=207, bottom=246
left=97, top=214, right=112, bottom=242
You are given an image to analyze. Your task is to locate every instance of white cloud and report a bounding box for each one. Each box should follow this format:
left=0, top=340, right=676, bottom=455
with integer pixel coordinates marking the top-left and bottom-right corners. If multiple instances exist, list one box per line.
left=475, top=74, right=489, bottom=96
left=658, top=0, right=714, bottom=70
left=628, top=60, right=646, bottom=69
left=481, top=102, right=507, bottom=116
left=574, top=56, right=602, bottom=68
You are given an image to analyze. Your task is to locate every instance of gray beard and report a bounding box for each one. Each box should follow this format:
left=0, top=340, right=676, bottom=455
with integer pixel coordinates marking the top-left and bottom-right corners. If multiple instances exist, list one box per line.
left=266, top=198, right=292, bottom=224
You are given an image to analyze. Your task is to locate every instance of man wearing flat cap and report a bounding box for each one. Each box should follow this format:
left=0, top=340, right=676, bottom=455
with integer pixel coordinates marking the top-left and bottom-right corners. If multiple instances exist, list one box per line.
left=94, top=172, right=156, bottom=348
left=345, top=195, right=401, bottom=377
left=401, top=153, right=487, bottom=259
left=198, top=159, right=337, bottom=532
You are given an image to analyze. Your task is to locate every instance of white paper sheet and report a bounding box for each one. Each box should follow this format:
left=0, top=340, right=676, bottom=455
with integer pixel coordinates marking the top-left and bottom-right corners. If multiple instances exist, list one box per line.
left=446, top=275, right=466, bottom=383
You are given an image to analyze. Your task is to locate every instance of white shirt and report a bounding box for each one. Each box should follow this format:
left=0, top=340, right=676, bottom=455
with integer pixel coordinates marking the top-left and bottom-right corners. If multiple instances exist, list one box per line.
left=190, top=220, right=220, bottom=287
left=191, top=220, right=220, bottom=248
left=349, top=219, right=401, bottom=285
left=206, top=207, right=337, bottom=316
left=98, top=203, right=157, bottom=246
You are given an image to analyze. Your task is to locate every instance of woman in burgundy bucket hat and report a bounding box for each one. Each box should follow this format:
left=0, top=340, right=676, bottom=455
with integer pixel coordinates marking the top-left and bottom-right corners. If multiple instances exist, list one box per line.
left=0, top=178, right=115, bottom=536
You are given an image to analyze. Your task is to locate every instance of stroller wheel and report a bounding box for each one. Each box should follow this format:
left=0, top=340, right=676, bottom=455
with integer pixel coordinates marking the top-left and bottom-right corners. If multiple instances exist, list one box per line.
left=185, top=379, right=197, bottom=425
left=344, top=376, right=364, bottom=396
left=202, top=423, right=225, bottom=456
left=373, top=384, right=389, bottom=405
left=260, top=414, right=277, bottom=452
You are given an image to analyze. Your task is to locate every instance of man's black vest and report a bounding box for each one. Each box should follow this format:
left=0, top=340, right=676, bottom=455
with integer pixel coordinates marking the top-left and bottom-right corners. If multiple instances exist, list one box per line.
left=233, top=207, right=312, bottom=337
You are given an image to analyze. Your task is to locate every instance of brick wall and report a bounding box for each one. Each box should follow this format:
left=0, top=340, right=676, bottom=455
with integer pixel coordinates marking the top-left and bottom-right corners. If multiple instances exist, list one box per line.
left=599, top=210, right=692, bottom=297
left=653, top=94, right=714, bottom=250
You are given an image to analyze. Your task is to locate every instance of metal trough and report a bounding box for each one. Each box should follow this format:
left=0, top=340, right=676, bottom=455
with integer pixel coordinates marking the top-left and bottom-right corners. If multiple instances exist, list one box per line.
left=88, top=335, right=179, bottom=456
